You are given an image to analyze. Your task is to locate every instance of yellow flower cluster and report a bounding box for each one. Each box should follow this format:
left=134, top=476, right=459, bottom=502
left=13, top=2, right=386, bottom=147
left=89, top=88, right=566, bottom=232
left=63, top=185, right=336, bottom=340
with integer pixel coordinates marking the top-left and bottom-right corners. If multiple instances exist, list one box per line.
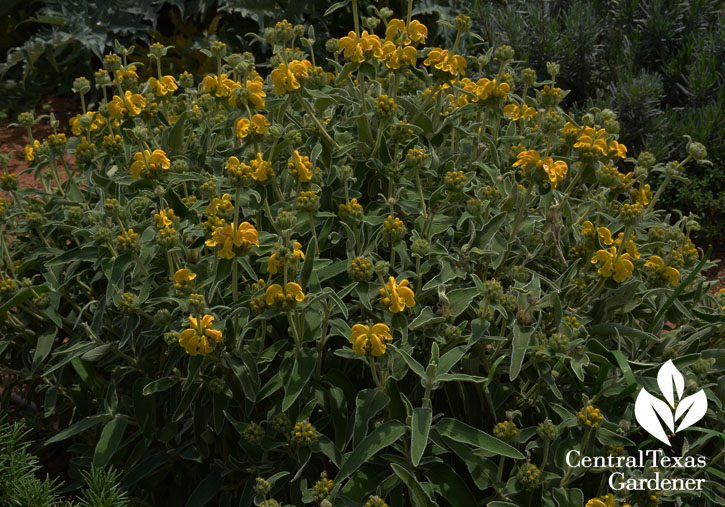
left=24, top=140, right=40, bottom=161
left=578, top=405, right=603, bottom=427
left=586, top=494, right=631, bottom=507
left=591, top=246, right=634, bottom=283
left=234, top=114, right=270, bottom=139
left=116, top=228, right=139, bottom=251
left=379, top=276, right=416, bottom=313
left=349, top=323, right=393, bottom=356
left=174, top=268, right=196, bottom=293
left=178, top=314, right=222, bottom=356
left=130, top=149, right=171, bottom=179
left=249, top=153, right=275, bottom=182
left=270, top=60, right=312, bottom=94
left=267, top=241, right=305, bottom=275
left=109, top=90, right=146, bottom=119
left=338, top=30, right=383, bottom=63
left=287, top=150, right=318, bottom=183
left=149, top=75, right=178, bottom=98
left=206, top=221, right=259, bottom=259
left=513, top=149, right=568, bottom=187
left=69, top=111, right=105, bottom=135
left=154, top=209, right=176, bottom=229
left=644, top=255, right=680, bottom=286
left=423, top=48, right=466, bottom=77
left=264, top=282, right=305, bottom=307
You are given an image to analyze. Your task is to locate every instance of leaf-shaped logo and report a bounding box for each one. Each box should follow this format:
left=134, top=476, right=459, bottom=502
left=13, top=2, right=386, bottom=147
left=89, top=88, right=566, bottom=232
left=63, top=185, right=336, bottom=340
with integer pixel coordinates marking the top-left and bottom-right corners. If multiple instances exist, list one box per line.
left=634, top=360, right=708, bottom=446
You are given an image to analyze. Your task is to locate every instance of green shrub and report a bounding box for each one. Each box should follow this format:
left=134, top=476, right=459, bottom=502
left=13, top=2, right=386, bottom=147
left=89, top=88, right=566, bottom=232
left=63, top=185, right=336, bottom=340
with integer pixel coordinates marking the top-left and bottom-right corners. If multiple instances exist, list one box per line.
left=468, top=0, right=725, bottom=243
left=1, top=5, right=724, bottom=506
left=0, top=416, right=128, bottom=506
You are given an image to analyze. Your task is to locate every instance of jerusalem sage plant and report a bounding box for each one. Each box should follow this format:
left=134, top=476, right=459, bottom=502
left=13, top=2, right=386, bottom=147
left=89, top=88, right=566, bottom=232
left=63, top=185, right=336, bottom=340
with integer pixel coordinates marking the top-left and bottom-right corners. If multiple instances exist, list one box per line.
left=0, top=1, right=724, bottom=506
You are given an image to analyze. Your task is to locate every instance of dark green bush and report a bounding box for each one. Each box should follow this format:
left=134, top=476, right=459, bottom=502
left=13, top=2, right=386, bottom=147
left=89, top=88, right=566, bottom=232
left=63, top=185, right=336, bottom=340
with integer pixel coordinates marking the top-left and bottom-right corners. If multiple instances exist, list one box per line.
left=468, top=0, right=725, bottom=243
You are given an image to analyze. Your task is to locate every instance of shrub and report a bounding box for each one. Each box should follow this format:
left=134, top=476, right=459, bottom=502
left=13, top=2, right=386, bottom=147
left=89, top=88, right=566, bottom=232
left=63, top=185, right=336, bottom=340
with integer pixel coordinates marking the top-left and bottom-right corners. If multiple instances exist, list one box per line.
left=0, top=416, right=128, bottom=506
left=468, top=0, right=725, bottom=243
left=1, top=5, right=724, bottom=506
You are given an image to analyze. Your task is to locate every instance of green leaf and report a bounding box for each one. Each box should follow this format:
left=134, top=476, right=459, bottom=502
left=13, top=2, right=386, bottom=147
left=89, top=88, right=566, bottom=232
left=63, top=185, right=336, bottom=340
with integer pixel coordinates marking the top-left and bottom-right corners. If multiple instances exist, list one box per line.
left=510, top=324, right=532, bottom=381
left=31, top=328, right=56, bottom=374
left=438, top=346, right=468, bottom=375
left=612, top=350, right=637, bottom=388
left=185, top=470, right=223, bottom=507
left=475, top=212, right=507, bottom=249
left=436, top=418, right=523, bottom=459
left=448, top=288, right=479, bottom=318
left=411, top=407, right=432, bottom=467
left=425, top=462, right=477, bottom=507
left=409, top=306, right=445, bottom=331
left=93, top=415, right=128, bottom=467
left=167, top=111, right=188, bottom=154
left=390, top=464, right=435, bottom=507
left=335, top=420, right=407, bottom=484
left=172, top=382, right=201, bottom=422
left=45, top=414, right=110, bottom=445
left=393, top=346, right=426, bottom=379
left=324, top=0, right=350, bottom=17
left=142, top=377, right=176, bottom=395
left=299, top=239, right=316, bottom=288
left=283, top=348, right=318, bottom=410
left=552, top=487, right=584, bottom=507
left=353, top=388, right=390, bottom=447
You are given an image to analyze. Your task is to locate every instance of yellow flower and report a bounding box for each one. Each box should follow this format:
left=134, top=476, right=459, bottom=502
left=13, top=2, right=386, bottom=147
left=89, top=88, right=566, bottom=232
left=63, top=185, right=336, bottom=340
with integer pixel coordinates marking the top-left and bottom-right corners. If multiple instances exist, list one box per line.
left=235, top=117, right=251, bottom=138
left=206, top=193, right=234, bottom=217
left=644, top=255, right=680, bottom=286
left=595, top=225, right=614, bottom=246
left=206, top=221, right=259, bottom=259
left=541, top=156, right=568, bottom=187
left=287, top=150, right=316, bottom=183
left=631, top=184, right=652, bottom=206
left=423, top=48, right=467, bottom=76
left=270, top=60, right=312, bottom=94
left=174, top=268, right=197, bottom=290
left=268, top=241, right=305, bottom=275
left=338, top=30, right=383, bottom=63
left=574, top=127, right=608, bottom=156
left=380, top=41, right=417, bottom=70
left=24, top=140, right=40, bottom=161
left=235, top=114, right=269, bottom=139
left=385, top=19, right=428, bottom=45
left=243, top=75, right=266, bottom=109
left=349, top=323, right=393, bottom=357
left=608, top=140, right=627, bottom=160
left=379, top=276, right=416, bottom=313
left=512, top=149, right=541, bottom=170
left=264, top=282, right=305, bottom=305
left=251, top=114, right=270, bottom=134
left=250, top=153, right=274, bottom=182
left=590, top=247, right=634, bottom=283
left=201, top=73, right=238, bottom=98
left=154, top=209, right=175, bottom=229
left=586, top=494, right=615, bottom=507
left=503, top=104, right=537, bottom=121
left=614, top=233, right=640, bottom=259
left=464, top=77, right=509, bottom=101
left=149, top=75, right=178, bottom=97
left=179, top=314, right=223, bottom=356
left=130, top=149, right=171, bottom=179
